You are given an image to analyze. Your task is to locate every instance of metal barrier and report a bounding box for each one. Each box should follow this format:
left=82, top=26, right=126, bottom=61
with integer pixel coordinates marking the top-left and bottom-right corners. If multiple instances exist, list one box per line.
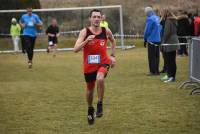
left=179, top=37, right=200, bottom=95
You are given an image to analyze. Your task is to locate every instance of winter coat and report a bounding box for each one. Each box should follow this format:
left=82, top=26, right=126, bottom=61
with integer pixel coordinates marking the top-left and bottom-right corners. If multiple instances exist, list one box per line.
left=162, top=17, right=180, bottom=52
left=144, top=11, right=162, bottom=43
left=177, top=15, right=190, bottom=36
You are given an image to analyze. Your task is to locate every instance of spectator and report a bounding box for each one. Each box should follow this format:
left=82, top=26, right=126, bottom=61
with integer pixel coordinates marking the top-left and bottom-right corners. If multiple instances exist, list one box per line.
left=187, top=12, right=194, bottom=36
left=144, top=6, right=162, bottom=76
left=10, top=18, right=21, bottom=52
left=100, top=14, right=109, bottom=28
left=194, top=13, right=200, bottom=36
left=159, top=9, right=167, bottom=73
left=161, top=9, right=179, bottom=82
left=177, top=10, right=190, bottom=56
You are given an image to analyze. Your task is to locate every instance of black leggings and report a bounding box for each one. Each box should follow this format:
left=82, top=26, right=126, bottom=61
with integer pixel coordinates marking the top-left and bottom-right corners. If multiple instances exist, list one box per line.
left=20, top=35, right=26, bottom=53
left=161, top=51, right=167, bottom=72
left=165, top=51, right=177, bottom=78
left=23, top=36, right=36, bottom=61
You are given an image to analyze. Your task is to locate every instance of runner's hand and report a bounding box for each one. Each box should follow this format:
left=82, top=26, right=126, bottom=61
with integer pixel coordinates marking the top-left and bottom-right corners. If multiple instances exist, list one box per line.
left=86, top=35, right=95, bottom=42
left=110, top=56, right=116, bottom=68
left=144, top=41, right=147, bottom=48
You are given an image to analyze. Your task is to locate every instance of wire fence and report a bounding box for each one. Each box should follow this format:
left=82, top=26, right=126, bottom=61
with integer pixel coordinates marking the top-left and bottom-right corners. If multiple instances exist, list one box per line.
left=0, top=35, right=199, bottom=53
left=179, top=37, right=200, bottom=95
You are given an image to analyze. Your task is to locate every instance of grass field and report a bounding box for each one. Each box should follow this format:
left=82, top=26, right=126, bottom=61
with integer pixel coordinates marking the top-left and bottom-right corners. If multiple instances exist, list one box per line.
left=0, top=48, right=200, bottom=134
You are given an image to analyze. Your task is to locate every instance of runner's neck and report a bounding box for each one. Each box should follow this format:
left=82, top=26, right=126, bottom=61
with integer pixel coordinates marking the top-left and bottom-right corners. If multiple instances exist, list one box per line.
left=89, top=26, right=102, bottom=35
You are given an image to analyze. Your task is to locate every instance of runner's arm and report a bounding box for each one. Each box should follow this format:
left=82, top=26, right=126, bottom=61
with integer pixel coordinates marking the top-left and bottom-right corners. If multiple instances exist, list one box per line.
left=47, top=33, right=55, bottom=37
left=19, top=18, right=25, bottom=29
left=106, top=28, right=116, bottom=57
left=74, top=29, right=95, bottom=53
left=106, top=28, right=116, bottom=68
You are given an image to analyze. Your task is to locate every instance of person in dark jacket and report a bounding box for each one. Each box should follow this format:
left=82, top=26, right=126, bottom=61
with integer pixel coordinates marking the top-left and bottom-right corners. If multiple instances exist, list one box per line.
left=187, top=13, right=194, bottom=36
left=161, top=9, right=180, bottom=82
left=177, top=10, right=190, bottom=56
left=144, top=6, right=162, bottom=76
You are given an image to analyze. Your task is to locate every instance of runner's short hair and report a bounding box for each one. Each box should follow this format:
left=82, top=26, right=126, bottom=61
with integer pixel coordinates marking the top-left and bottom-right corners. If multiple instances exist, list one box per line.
left=89, top=9, right=102, bottom=17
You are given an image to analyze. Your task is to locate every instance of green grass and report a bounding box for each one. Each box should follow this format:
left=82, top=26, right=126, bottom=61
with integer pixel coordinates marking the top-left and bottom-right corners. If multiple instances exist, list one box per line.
left=0, top=48, right=200, bottom=134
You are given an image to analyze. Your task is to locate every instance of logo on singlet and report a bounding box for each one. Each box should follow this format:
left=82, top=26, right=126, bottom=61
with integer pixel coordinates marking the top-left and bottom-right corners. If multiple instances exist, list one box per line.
left=100, top=40, right=105, bottom=46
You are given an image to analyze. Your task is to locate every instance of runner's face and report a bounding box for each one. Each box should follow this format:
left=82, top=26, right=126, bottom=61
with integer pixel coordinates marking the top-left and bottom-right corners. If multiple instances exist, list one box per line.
left=52, top=19, right=57, bottom=26
left=27, top=8, right=32, bottom=16
left=90, top=12, right=102, bottom=27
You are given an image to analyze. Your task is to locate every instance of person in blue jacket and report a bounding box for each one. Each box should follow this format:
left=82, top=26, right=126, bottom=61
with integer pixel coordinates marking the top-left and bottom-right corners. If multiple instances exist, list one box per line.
left=144, top=7, right=162, bottom=76
left=20, top=7, right=43, bottom=69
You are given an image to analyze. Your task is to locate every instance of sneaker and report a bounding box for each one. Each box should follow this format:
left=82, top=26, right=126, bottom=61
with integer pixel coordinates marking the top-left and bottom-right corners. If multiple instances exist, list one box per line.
left=87, top=107, right=95, bottom=125
left=164, top=77, right=175, bottom=83
left=96, top=101, right=103, bottom=118
left=28, top=61, right=32, bottom=69
left=161, top=75, right=168, bottom=81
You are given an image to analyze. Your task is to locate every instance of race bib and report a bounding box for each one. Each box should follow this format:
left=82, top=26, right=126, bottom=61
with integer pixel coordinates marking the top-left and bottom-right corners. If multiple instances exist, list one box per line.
left=48, top=41, right=53, bottom=46
left=27, top=21, right=34, bottom=27
left=88, top=55, right=100, bottom=64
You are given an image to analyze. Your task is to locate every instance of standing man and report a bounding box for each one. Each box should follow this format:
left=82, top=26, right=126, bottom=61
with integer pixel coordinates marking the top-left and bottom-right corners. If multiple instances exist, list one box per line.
left=20, top=7, right=43, bottom=68
left=100, top=14, right=109, bottom=28
left=74, top=9, right=116, bottom=125
left=144, top=7, right=162, bottom=76
left=10, top=18, right=21, bottom=52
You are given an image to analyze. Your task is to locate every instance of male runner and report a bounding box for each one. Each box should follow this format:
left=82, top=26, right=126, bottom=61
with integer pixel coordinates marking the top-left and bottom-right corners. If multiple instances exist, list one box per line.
left=74, top=9, right=116, bottom=125
left=20, top=7, right=43, bottom=68
left=46, top=18, right=60, bottom=57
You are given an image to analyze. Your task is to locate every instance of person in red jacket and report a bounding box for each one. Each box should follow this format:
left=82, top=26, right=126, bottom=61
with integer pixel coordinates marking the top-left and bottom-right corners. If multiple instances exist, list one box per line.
left=194, top=15, right=200, bottom=36
left=74, top=9, right=116, bottom=125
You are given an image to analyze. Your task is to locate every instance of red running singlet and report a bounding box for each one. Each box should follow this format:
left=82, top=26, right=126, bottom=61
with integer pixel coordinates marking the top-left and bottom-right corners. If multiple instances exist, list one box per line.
left=83, top=27, right=111, bottom=73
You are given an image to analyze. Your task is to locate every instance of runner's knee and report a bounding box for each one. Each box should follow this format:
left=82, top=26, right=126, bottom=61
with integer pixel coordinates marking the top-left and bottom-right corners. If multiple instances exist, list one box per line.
left=96, top=74, right=104, bottom=83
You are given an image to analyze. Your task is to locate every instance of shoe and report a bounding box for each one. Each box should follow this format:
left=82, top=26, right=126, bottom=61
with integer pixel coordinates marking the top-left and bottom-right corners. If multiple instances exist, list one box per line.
left=164, top=77, right=175, bottom=83
left=28, top=61, right=32, bottom=69
left=87, top=107, right=95, bottom=125
left=161, top=75, right=168, bottom=81
left=96, top=101, right=103, bottom=118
